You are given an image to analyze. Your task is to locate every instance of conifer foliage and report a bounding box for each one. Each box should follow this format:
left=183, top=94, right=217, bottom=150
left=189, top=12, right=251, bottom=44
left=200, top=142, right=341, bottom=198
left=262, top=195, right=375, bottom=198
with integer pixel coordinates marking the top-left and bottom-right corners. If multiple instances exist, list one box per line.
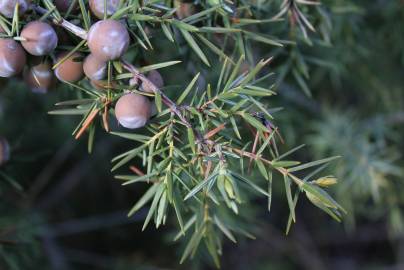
left=0, top=0, right=348, bottom=267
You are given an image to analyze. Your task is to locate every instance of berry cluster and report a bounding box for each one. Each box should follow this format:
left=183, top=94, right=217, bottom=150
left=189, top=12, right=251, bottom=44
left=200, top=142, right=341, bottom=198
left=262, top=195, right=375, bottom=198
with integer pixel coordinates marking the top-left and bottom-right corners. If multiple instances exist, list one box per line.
left=0, top=0, right=167, bottom=132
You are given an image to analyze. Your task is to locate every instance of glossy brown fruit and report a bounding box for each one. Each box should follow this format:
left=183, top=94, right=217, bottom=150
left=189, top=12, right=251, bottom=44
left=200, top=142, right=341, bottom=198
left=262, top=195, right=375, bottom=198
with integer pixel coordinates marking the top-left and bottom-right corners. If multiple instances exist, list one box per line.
left=21, top=21, right=58, bottom=56
left=87, top=19, right=130, bottom=62
left=0, top=38, right=26, bottom=77
left=54, top=52, right=84, bottom=82
left=114, top=93, right=151, bottom=129
left=89, top=0, right=120, bottom=19
left=0, top=137, right=10, bottom=166
left=83, top=54, right=107, bottom=80
left=0, top=0, right=30, bottom=18
left=24, top=62, right=53, bottom=93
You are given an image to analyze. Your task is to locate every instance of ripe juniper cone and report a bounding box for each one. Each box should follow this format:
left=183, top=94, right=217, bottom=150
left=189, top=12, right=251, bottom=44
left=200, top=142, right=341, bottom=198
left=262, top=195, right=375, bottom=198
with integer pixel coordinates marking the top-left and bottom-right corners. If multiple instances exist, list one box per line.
left=24, top=62, right=53, bottom=94
left=114, top=93, right=151, bottom=129
left=54, top=52, right=84, bottom=82
left=83, top=54, right=107, bottom=81
left=87, top=19, right=130, bottom=62
left=0, top=38, right=26, bottom=77
left=21, top=21, right=58, bottom=56
left=0, top=0, right=30, bottom=18
left=89, top=0, right=120, bottom=19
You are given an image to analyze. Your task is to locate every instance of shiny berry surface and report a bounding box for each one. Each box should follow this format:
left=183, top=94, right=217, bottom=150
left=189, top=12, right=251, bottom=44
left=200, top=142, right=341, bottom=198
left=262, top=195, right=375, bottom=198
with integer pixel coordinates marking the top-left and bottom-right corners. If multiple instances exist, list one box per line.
left=87, top=19, right=130, bottom=62
left=83, top=54, right=107, bottom=81
left=0, top=0, right=30, bottom=18
left=0, top=38, right=26, bottom=77
left=89, top=0, right=120, bottom=19
left=21, top=21, right=58, bottom=56
left=24, top=62, right=53, bottom=93
left=114, top=93, right=151, bottom=129
left=54, top=52, right=84, bottom=82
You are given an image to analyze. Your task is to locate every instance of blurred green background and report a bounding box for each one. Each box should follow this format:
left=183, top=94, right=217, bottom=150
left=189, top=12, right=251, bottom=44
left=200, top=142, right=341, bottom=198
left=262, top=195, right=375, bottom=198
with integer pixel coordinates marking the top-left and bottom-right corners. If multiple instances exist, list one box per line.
left=1, top=1, right=404, bottom=269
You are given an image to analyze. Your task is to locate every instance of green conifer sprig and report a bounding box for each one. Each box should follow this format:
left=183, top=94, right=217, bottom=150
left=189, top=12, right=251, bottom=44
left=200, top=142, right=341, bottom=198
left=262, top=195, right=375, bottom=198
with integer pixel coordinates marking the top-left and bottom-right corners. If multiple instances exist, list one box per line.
left=51, top=54, right=344, bottom=264
left=1, top=0, right=344, bottom=266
